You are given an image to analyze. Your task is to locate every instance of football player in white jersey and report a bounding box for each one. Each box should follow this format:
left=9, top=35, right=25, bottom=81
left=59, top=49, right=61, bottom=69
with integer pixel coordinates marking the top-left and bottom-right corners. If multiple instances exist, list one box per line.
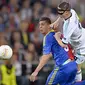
left=51, top=2, right=85, bottom=82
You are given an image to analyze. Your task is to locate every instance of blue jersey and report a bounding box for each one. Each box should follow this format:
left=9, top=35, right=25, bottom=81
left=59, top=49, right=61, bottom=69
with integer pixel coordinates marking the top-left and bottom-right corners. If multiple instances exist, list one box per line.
left=43, top=31, right=69, bottom=67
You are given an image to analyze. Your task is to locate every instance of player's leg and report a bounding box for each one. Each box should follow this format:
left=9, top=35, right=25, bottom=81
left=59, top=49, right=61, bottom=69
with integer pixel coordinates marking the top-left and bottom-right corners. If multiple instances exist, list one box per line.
left=64, top=61, right=77, bottom=85
left=75, top=64, right=82, bottom=82
left=45, top=66, right=69, bottom=85
left=46, top=61, right=77, bottom=85
left=45, top=66, right=60, bottom=85
left=75, top=55, right=85, bottom=81
left=66, top=67, right=77, bottom=84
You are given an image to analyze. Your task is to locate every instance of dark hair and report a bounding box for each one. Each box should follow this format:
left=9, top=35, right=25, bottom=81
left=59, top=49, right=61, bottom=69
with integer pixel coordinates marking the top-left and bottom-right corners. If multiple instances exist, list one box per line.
left=39, top=17, right=51, bottom=24
left=57, top=2, right=71, bottom=14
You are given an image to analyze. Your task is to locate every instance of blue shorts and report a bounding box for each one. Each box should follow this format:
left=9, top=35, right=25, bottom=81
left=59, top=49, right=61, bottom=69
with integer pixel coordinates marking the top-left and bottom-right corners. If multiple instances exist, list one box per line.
left=73, top=80, right=85, bottom=85
left=46, top=61, right=77, bottom=85
left=67, top=80, right=85, bottom=85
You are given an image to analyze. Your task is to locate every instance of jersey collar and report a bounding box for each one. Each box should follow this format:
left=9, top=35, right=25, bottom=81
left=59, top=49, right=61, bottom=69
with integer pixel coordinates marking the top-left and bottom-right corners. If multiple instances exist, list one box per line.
left=45, top=30, right=54, bottom=37
left=65, top=13, right=72, bottom=20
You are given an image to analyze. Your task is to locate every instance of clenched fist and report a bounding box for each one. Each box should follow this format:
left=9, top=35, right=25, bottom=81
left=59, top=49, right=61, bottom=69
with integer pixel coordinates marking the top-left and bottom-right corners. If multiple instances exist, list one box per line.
left=29, top=71, right=38, bottom=82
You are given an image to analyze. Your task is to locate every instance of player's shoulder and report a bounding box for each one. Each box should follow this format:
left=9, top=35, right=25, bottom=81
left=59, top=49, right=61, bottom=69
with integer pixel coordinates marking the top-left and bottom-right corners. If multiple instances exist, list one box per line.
left=70, top=9, right=78, bottom=22
left=71, top=9, right=76, bottom=14
left=45, top=31, right=55, bottom=41
left=71, top=9, right=78, bottom=18
left=47, top=31, right=55, bottom=38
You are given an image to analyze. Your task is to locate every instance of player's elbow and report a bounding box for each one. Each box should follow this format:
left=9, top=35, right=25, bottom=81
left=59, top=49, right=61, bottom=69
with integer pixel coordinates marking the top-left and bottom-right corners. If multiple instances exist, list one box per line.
left=41, top=54, right=52, bottom=61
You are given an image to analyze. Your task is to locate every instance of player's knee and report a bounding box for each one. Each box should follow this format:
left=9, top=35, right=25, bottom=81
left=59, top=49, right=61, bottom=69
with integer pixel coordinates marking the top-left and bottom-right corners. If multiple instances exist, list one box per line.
left=77, top=64, right=82, bottom=70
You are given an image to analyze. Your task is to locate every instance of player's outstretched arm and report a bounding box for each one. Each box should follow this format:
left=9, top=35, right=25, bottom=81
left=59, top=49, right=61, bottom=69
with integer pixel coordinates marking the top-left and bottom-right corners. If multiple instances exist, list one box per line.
left=50, top=17, right=61, bottom=29
left=54, top=32, right=67, bottom=48
left=30, top=53, right=52, bottom=82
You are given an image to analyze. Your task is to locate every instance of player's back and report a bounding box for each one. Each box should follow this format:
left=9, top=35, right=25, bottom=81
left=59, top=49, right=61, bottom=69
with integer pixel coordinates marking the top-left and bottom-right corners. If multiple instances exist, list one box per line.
left=63, top=9, right=85, bottom=55
left=43, top=31, right=69, bottom=67
left=63, top=9, right=82, bottom=42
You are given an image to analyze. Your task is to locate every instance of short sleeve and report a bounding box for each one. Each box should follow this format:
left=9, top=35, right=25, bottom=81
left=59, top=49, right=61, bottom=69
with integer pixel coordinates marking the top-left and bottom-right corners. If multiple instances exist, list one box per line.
left=43, top=34, right=53, bottom=55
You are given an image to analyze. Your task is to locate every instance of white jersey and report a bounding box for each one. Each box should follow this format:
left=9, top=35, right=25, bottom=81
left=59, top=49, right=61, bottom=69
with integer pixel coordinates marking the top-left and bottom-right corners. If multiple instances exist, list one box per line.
left=62, top=9, right=85, bottom=56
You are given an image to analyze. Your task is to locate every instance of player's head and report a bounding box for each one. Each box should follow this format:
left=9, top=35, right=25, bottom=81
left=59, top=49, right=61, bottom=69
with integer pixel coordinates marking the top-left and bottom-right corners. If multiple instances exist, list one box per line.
left=39, top=17, right=51, bottom=35
left=57, top=2, right=71, bottom=19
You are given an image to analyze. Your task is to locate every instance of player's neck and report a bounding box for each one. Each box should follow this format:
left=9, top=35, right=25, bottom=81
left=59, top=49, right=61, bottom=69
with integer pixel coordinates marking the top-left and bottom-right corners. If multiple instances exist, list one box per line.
left=65, top=12, right=72, bottom=20
left=45, top=29, right=51, bottom=36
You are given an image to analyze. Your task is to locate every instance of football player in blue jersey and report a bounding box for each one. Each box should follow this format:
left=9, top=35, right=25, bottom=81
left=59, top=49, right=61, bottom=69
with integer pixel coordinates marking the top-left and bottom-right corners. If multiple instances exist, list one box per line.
left=30, top=17, right=85, bottom=85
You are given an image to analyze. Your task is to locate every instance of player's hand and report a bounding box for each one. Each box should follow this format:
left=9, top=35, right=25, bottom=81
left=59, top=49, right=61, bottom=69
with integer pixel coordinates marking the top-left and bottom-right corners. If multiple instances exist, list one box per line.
left=50, top=23, right=59, bottom=32
left=53, top=24, right=59, bottom=32
left=54, top=32, right=61, bottom=39
left=29, top=71, right=38, bottom=82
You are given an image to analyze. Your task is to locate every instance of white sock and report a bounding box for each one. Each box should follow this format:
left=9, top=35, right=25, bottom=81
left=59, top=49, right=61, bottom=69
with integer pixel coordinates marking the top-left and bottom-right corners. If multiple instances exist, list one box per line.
left=75, top=69, right=82, bottom=82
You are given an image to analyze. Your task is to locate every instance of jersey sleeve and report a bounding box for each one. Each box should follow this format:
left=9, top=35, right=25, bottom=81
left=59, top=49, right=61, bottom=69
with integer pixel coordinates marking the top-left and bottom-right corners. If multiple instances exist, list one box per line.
left=43, top=34, right=53, bottom=55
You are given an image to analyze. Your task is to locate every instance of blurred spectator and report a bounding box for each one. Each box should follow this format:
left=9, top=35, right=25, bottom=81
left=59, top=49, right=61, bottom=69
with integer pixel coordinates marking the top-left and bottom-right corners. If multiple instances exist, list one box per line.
left=20, top=20, right=30, bottom=49
left=7, top=14, right=18, bottom=32
left=26, top=44, right=39, bottom=85
left=14, top=8, right=21, bottom=28
left=0, top=32, right=8, bottom=45
left=8, top=0, right=19, bottom=13
left=68, top=0, right=77, bottom=8
left=1, top=5, right=9, bottom=25
left=42, top=6, right=57, bottom=22
left=27, top=18, right=35, bottom=33
left=13, top=41, right=24, bottom=61
left=12, top=41, right=26, bottom=85
left=10, top=30, right=23, bottom=47
left=12, top=53, right=22, bottom=76
left=27, top=43, right=39, bottom=61
left=32, top=2, right=43, bottom=24
left=47, top=0, right=58, bottom=14
left=0, top=0, right=9, bottom=5
left=0, top=59, right=17, bottom=85
left=30, top=27, right=43, bottom=55
left=21, top=0, right=32, bottom=21
left=12, top=53, right=22, bottom=85
left=79, top=0, right=85, bottom=18
left=24, top=52, right=32, bottom=72
left=30, top=27, right=43, bottom=43
left=81, top=19, right=85, bottom=28
left=25, top=52, right=33, bottom=63
left=40, top=0, right=48, bottom=5
left=0, top=16, right=5, bottom=32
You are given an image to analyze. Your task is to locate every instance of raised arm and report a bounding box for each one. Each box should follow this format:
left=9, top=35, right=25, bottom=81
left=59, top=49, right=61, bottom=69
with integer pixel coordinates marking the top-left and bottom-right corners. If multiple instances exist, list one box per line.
left=54, top=32, right=67, bottom=48
left=50, top=17, right=61, bottom=29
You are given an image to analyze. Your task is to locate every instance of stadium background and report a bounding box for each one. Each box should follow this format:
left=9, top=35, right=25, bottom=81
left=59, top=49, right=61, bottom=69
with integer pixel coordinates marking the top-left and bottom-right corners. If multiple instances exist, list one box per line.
left=0, top=0, right=85, bottom=85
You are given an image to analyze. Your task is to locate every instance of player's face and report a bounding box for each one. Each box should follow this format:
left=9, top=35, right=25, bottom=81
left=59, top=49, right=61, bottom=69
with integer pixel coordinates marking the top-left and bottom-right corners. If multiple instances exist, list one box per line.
left=62, top=12, right=67, bottom=18
left=39, top=21, right=49, bottom=35
left=60, top=11, right=69, bottom=19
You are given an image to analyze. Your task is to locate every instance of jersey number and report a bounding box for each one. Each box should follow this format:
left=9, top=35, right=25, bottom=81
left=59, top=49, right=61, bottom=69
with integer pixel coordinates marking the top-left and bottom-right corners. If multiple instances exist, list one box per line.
left=64, top=47, right=69, bottom=52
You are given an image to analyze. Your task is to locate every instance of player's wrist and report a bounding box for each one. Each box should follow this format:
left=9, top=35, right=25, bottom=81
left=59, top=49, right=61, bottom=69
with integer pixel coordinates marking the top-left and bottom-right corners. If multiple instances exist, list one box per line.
left=34, top=69, right=39, bottom=73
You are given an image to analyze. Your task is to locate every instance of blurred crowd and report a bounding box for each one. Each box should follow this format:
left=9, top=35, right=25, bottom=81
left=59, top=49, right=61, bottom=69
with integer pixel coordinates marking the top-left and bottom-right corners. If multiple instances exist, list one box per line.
left=0, top=0, right=85, bottom=85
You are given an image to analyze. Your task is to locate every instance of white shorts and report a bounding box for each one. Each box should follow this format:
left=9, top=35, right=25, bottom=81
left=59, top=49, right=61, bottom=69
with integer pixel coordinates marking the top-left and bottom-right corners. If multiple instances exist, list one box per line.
left=75, top=54, right=85, bottom=64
